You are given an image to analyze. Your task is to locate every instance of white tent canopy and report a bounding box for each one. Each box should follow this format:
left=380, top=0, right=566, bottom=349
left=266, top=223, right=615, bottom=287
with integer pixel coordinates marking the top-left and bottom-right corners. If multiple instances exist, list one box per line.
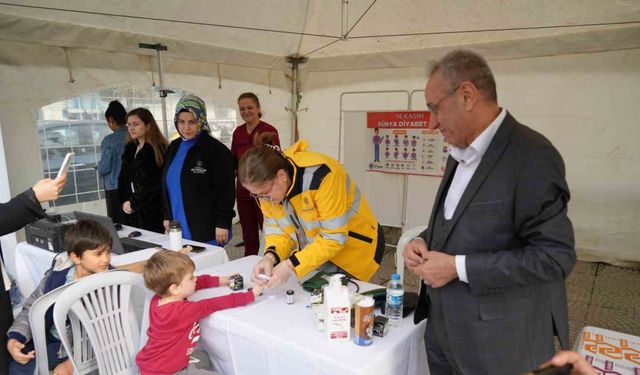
left=0, top=1, right=639, bottom=265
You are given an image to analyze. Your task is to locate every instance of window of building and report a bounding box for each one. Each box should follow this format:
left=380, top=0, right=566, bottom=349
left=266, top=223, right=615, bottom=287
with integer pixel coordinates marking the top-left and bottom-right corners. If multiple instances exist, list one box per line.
left=36, top=87, right=237, bottom=207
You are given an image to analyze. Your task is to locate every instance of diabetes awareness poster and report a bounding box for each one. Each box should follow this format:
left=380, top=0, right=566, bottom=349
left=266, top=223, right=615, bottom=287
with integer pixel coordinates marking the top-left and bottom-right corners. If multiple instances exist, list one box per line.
left=366, top=111, right=448, bottom=176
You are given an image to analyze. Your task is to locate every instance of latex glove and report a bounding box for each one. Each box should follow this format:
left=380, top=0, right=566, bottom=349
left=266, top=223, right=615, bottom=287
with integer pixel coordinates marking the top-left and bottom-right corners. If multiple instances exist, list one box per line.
left=7, top=338, right=35, bottom=365
left=251, top=254, right=276, bottom=284
left=163, top=220, right=170, bottom=234
left=52, top=359, right=74, bottom=375
left=32, top=176, right=66, bottom=202
left=122, top=201, right=134, bottom=214
left=267, top=259, right=295, bottom=288
left=215, top=227, right=229, bottom=245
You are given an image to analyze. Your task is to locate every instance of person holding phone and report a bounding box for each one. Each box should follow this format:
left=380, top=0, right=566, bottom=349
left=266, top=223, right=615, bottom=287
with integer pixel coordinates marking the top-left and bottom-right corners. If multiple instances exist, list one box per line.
left=118, top=108, right=168, bottom=233
left=0, top=176, right=66, bottom=373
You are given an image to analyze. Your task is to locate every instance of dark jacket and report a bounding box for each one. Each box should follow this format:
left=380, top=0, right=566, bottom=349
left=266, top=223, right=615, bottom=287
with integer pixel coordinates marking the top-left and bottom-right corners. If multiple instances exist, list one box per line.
left=162, top=134, right=235, bottom=243
left=118, top=142, right=165, bottom=233
left=0, top=188, right=46, bottom=236
left=1, top=188, right=47, bottom=372
left=414, top=112, right=575, bottom=374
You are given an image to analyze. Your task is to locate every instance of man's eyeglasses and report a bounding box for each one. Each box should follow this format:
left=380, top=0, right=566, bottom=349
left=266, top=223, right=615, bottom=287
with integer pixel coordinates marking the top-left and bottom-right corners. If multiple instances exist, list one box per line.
left=249, top=180, right=274, bottom=200
left=427, top=85, right=460, bottom=114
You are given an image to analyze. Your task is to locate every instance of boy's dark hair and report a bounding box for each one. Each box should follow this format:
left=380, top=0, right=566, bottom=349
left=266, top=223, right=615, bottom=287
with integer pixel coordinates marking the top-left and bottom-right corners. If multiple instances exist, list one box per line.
left=64, top=219, right=112, bottom=257
left=143, top=250, right=195, bottom=296
left=104, top=100, right=127, bottom=126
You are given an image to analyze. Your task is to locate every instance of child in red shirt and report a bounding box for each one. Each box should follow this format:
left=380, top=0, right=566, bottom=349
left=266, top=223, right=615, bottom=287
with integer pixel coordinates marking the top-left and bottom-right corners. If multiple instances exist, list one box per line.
left=136, top=251, right=264, bottom=374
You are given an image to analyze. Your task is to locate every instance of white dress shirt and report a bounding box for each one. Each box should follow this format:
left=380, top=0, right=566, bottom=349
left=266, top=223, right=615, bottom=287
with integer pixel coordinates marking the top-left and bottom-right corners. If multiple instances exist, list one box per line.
left=447, top=108, right=506, bottom=283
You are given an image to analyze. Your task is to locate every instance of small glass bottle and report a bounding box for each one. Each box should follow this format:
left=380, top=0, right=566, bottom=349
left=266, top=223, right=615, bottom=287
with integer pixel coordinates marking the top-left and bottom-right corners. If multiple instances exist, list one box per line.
left=169, top=221, right=182, bottom=251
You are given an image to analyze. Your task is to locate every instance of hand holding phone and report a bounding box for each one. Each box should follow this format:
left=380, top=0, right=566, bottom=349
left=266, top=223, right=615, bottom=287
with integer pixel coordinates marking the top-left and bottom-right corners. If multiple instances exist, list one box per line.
left=57, top=152, right=75, bottom=179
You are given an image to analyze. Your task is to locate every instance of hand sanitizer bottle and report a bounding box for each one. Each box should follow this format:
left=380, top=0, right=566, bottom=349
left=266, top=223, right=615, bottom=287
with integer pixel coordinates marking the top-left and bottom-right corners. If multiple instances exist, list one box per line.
left=323, top=274, right=351, bottom=341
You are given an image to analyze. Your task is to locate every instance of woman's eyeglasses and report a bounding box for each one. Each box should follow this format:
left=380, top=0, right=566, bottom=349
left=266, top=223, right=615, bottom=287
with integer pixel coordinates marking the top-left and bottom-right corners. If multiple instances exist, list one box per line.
left=249, top=180, right=274, bottom=200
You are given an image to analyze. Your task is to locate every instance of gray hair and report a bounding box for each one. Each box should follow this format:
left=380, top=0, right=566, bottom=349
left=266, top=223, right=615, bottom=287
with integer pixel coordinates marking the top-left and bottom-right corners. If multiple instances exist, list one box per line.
left=429, top=49, right=497, bottom=102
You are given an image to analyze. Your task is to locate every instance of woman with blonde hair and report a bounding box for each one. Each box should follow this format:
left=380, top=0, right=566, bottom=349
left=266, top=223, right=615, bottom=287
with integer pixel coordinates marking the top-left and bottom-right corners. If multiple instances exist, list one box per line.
left=118, top=108, right=168, bottom=233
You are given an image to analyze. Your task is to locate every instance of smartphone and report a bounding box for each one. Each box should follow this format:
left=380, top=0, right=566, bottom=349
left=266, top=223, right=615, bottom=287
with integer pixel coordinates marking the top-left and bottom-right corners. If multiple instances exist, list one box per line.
left=189, top=245, right=206, bottom=253
left=57, top=152, right=75, bottom=179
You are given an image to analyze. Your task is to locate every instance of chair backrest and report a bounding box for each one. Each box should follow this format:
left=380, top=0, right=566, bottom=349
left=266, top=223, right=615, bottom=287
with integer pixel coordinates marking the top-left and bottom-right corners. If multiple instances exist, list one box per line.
left=396, top=225, right=428, bottom=281
left=29, top=281, right=99, bottom=375
left=53, top=270, right=146, bottom=375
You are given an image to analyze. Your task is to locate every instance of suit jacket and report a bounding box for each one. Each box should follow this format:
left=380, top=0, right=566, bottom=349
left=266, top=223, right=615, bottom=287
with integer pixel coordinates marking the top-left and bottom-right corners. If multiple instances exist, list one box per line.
left=414, top=112, right=576, bottom=374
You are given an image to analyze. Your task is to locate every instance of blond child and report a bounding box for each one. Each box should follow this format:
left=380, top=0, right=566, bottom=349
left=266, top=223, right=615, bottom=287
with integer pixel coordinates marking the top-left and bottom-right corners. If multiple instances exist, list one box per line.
left=136, top=250, right=263, bottom=374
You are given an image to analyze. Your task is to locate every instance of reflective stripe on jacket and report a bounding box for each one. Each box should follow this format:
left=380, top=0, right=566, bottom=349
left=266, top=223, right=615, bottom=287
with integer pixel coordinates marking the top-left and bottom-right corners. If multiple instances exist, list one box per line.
left=260, top=140, right=381, bottom=281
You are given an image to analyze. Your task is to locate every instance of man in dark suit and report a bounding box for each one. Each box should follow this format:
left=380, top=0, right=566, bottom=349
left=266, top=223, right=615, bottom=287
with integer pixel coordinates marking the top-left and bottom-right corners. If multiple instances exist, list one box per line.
left=403, top=50, right=576, bottom=375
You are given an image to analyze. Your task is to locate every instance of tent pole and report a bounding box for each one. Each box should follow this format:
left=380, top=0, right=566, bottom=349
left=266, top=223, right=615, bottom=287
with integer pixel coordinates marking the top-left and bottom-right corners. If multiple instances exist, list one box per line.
left=139, top=43, right=173, bottom=137
left=285, top=55, right=308, bottom=143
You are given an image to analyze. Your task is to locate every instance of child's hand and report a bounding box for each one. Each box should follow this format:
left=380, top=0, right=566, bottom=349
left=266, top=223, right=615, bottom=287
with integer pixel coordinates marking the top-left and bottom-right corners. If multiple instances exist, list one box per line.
left=52, top=358, right=74, bottom=375
left=219, top=273, right=239, bottom=286
left=251, top=283, right=265, bottom=297
left=7, top=338, right=35, bottom=364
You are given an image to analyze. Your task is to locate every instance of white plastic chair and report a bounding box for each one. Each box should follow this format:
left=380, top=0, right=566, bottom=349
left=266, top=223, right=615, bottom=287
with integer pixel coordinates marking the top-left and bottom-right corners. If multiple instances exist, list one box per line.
left=29, top=281, right=95, bottom=375
left=53, top=270, right=146, bottom=375
left=396, top=225, right=427, bottom=281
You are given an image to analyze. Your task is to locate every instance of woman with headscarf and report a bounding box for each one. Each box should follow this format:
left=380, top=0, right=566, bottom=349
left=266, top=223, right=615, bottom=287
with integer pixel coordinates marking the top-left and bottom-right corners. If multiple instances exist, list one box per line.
left=118, top=108, right=167, bottom=233
left=231, top=92, right=280, bottom=256
left=162, top=95, right=235, bottom=246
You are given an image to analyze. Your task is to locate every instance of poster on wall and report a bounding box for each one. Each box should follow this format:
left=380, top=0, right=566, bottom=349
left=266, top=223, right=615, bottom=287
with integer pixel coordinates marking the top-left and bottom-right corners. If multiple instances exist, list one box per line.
left=366, top=111, right=448, bottom=176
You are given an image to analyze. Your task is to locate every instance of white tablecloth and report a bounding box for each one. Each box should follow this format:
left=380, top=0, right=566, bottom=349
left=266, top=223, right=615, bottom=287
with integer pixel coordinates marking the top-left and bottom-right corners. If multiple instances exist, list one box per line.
left=192, top=256, right=428, bottom=375
left=574, top=326, right=640, bottom=374
left=15, top=225, right=228, bottom=300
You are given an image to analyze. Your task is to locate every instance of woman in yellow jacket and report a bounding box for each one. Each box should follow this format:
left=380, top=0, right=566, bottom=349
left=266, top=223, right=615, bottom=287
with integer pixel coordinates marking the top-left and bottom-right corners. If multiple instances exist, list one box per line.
left=238, top=140, right=385, bottom=288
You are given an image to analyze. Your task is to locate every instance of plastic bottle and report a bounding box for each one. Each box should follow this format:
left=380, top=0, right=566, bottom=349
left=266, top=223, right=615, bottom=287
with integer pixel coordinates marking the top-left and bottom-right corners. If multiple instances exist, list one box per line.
left=168, top=221, right=182, bottom=251
left=385, top=273, right=404, bottom=326
left=323, top=274, right=351, bottom=341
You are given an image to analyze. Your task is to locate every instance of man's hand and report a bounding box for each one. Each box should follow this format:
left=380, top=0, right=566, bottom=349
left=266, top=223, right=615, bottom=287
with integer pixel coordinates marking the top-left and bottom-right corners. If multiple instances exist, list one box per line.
left=163, top=220, right=170, bottom=234
left=215, top=227, right=229, bottom=245
left=52, top=358, right=74, bottom=375
left=32, top=176, right=66, bottom=202
left=7, top=338, right=35, bottom=365
left=267, top=260, right=295, bottom=288
left=540, top=351, right=597, bottom=375
left=252, top=254, right=276, bottom=283
left=122, top=201, right=134, bottom=214
left=403, top=237, right=428, bottom=271
left=414, top=250, right=458, bottom=288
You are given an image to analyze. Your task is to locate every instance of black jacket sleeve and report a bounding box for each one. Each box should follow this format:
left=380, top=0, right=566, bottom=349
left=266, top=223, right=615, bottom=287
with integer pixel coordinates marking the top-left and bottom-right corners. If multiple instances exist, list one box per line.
left=0, top=188, right=47, bottom=236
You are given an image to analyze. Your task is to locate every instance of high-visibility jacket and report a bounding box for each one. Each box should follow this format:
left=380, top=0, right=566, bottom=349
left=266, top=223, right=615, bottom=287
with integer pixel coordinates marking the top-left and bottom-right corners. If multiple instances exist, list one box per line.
left=261, top=140, right=382, bottom=281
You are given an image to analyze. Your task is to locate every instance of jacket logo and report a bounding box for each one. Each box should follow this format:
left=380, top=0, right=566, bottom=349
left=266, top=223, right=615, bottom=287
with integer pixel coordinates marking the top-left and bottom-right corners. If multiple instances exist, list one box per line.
left=191, top=160, right=207, bottom=174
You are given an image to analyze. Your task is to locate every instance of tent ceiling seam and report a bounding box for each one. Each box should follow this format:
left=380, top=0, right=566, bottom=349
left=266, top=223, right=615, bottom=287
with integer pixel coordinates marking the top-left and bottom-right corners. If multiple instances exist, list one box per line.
left=0, top=1, right=339, bottom=39
left=347, top=20, right=640, bottom=39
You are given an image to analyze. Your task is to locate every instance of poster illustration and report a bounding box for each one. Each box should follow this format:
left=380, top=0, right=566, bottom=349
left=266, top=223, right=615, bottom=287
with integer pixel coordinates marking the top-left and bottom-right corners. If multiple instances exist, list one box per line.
left=366, top=111, right=448, bottom=176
